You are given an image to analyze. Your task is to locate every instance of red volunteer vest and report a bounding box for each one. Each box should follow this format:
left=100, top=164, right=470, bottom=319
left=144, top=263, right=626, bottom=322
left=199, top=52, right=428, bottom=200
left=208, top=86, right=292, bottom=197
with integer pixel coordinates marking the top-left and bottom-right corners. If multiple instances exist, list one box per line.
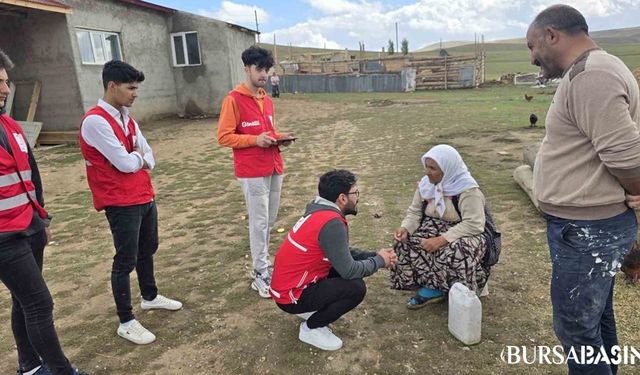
left=79, top=106, right=154, bottom=211
left=270, top=209, right=348, bottom=304
left=229, top=91, right=284, bottom=178
left=0, top=115, right=48, bottom=232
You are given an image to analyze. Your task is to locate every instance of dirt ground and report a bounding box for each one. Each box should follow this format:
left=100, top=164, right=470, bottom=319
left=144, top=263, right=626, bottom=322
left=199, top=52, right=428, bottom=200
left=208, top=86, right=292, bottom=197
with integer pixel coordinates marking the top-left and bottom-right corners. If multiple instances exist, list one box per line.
left=1, top=87, right=639, bottom=374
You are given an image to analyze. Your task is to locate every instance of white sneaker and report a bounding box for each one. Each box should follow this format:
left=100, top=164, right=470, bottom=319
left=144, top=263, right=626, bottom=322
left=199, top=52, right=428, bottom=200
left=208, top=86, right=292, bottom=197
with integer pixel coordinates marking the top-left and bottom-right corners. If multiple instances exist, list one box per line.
left=298, top=322, right=343, bottom=351
left=117, top=320, right=156, bottom=345
left=295, top=311, right=317, bottom=320
left=141, top=294, right=183, bottom=311
left=251, top=270, right=272, bottom=299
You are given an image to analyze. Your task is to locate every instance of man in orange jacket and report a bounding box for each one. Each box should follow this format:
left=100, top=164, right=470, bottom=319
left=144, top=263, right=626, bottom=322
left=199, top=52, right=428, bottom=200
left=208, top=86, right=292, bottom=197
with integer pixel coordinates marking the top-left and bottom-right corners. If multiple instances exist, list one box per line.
left=217, top=46, right=293, bottom=298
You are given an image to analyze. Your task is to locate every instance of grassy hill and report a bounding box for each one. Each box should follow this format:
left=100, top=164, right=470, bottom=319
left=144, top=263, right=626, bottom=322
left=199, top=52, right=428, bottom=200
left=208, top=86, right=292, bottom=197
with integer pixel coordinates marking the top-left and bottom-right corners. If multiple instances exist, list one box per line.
left=260, top=26, right=640, bottom=80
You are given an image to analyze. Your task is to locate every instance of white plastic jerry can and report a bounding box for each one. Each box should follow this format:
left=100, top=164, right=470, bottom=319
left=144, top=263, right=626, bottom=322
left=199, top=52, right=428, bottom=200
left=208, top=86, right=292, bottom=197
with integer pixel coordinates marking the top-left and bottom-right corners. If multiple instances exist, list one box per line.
left=448, top=282, right=482, bottom=345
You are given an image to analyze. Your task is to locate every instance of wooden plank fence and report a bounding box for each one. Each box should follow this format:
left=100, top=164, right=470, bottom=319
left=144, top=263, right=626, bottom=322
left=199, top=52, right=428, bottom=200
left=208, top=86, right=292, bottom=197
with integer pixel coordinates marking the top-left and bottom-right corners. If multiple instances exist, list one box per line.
left=281, top=53, right=485, bottom=90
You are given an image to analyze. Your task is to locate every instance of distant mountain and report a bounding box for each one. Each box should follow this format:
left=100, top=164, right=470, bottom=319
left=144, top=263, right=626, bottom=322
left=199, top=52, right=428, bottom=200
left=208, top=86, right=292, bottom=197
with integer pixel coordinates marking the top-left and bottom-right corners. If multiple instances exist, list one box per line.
left=467, top=26, right=640, bottom=46
left=590, top=26, right=640, bottom=44
left=415, top=41, right=474, bottom=52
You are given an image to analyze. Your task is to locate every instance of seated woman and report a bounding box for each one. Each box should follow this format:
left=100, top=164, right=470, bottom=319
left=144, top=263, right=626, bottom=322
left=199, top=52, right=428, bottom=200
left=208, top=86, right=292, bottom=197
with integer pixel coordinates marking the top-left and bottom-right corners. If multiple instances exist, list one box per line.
left=390, top=144, right=489, bottom=309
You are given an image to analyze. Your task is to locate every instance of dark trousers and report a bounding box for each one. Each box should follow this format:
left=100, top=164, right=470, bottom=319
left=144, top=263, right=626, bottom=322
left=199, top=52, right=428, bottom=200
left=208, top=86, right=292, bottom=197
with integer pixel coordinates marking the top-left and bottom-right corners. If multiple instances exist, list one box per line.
left=105, top=201, right=159, bottom=323
left=546, top=209, right=637, bottom=375
left=272, top=85, right=280, bottom=98
left=277, top=269, right=367, bottom=329
left=1, top=231, right=73, bottom=375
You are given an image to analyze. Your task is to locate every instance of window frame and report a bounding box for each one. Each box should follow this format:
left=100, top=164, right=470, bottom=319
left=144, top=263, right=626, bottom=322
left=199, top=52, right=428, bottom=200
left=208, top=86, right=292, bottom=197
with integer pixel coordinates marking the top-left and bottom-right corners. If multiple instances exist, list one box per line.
left=170, top=31, right=202, bottom=67
left=76, top=28, right=123, bottom=65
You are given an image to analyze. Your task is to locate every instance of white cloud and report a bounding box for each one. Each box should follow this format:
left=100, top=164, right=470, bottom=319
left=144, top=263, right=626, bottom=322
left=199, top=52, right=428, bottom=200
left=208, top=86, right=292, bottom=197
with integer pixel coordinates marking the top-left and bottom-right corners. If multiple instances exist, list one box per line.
left=266, top=0, right=526, bottom=50
left=307, top=0, right=384, bottom=15
left=262, top=23, right=342, bottom=50
left=198, top=1, right=269, bottom=27
left=262, top=0, right=640, bottom=51
left=532, top=0, right=640, bottom=17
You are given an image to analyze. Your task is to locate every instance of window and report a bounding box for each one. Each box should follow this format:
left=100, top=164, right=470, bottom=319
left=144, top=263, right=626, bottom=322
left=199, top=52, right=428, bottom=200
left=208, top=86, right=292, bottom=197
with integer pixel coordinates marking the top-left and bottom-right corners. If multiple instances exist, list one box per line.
left=171, top=31, right=201, bottom=66
left=76, top=29, right=122, bottom=64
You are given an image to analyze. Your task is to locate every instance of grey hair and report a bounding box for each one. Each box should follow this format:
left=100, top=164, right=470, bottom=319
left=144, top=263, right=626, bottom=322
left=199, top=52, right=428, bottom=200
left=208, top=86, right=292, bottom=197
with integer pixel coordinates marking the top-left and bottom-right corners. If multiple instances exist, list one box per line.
left=531, top=4, right=589, bottom=36
left=0, top=49, right=14, bottom=71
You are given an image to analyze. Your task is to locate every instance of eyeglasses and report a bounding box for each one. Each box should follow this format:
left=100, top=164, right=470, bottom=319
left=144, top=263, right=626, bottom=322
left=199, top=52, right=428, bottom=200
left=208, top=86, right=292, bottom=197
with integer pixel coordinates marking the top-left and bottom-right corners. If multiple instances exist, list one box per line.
left=346, top=190, right=360, bottom=198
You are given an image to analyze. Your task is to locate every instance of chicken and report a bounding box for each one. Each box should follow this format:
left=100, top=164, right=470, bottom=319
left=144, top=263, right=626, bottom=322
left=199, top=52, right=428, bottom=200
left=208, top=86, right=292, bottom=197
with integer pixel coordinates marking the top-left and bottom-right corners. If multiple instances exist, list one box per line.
left=529, top=113, right=538, bottom=127
left=622, top=243, right=640, bottom=284
left=524, top=94, right=534, bottom=102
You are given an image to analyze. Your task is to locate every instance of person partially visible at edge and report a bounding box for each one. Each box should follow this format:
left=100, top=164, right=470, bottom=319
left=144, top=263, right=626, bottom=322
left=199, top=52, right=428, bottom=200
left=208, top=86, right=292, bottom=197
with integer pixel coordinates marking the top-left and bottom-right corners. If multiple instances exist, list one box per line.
left=270, top=71, right=280, bottom=98
left=390, top=145, right=489, bottom=309
left=79, top=60, right=182, bottom=346
left=0, top=50, right=89, bottom=375
left=269, top=170, right=397, bottom=351
left=528, top=5, right=640, bottom=375
left=217, top=45, right=294, bottom=298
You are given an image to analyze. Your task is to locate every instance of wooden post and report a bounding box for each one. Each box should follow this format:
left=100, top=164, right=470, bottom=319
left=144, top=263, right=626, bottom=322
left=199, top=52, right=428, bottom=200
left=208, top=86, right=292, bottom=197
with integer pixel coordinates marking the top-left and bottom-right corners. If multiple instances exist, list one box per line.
left=26, top=81, right=41, bottom=122
left=444, top=55, right=448, bottom=90
left=481, top=51, right=486, bottom=84
left=273, top=34, right=278, bottom=72
left=254, top=10, right=260, bottom=43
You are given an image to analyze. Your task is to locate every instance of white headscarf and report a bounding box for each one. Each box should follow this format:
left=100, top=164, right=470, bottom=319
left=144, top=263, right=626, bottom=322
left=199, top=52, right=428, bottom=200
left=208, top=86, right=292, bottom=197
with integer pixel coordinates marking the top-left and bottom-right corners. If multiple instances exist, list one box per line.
left=418, top=144, right=479, bottom=217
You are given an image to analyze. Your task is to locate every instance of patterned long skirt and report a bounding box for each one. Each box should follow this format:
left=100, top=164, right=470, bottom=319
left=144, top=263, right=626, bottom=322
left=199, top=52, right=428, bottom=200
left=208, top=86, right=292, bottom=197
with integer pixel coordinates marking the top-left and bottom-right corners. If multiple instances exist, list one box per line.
left=390, top=217, right=489, bottom=292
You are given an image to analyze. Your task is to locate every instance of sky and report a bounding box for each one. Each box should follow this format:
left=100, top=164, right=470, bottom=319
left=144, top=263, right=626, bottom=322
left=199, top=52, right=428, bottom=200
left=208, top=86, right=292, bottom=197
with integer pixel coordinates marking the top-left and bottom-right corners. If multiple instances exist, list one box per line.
left=150, top=0, right=640, bottom=50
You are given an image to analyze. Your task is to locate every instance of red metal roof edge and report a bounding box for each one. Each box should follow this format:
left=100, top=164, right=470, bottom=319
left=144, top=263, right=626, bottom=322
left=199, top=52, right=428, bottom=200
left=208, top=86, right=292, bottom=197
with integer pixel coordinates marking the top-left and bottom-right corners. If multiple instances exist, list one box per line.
left=117, top=0, right=175, bottom=14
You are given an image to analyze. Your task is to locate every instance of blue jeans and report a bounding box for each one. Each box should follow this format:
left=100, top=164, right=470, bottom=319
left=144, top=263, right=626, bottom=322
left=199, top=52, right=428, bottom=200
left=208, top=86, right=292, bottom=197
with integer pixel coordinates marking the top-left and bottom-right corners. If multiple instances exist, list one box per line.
left=546, top=209, right=637, bottom=375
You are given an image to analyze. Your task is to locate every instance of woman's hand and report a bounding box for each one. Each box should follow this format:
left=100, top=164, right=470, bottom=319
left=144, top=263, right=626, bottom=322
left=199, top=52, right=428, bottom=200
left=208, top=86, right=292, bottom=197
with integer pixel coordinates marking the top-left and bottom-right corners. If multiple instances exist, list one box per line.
left=420, top=236, right=448, bottom=253
left=394, top=227, right=409, bottom=242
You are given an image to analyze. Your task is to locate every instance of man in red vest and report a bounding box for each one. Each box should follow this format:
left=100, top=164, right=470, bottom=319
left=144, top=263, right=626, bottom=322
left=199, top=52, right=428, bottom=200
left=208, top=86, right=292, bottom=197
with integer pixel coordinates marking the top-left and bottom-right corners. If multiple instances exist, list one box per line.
left=217, top=46, right=293, bottom=298
left=79, top=61, right=182, bottom=346
left=270, top=170, right=397, bottom=351
left=0, top=50, right=88, bottom=375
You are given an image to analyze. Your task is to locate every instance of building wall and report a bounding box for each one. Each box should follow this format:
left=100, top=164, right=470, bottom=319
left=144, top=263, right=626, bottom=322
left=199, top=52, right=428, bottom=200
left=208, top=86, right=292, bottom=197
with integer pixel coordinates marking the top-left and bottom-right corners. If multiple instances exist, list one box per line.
left=170, top=12, right=255, bottom=116
left=65, top=0, right=177, bottom=124
left=1, top=0, right=256, bottom=130
left=0, top=9, right=84, bottom=131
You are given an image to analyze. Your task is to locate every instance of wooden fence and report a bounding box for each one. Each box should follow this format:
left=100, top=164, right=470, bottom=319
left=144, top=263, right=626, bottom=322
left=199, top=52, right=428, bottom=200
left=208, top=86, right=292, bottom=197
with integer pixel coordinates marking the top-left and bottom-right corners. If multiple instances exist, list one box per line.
left=410, top=54, right=485, bottom=90
left=280, top=53, right=485, bottom=90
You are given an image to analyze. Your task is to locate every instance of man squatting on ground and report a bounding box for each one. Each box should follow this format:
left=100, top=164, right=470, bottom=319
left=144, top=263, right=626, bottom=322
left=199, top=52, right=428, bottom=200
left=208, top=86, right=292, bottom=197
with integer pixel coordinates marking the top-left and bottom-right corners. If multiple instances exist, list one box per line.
left=0, top=50, right=88, bottom=375
left=270, top=170, right=397, bottom=351
left=79, top=61, right=182, bottom=345
left=217, top=46, right=293, bottom=298
left=528, top=5, right=640, bottom=375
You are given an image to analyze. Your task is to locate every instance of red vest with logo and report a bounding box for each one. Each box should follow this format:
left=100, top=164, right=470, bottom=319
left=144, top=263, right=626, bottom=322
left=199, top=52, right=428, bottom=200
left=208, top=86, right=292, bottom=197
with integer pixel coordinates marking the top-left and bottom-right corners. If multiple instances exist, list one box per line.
left=79, top=106, right=154, bottom=211
left=269, top=209, right=348, bottom=304
left=0, top=115, right=48, bottom=232
left=229, top=91, right=284, bottom=178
